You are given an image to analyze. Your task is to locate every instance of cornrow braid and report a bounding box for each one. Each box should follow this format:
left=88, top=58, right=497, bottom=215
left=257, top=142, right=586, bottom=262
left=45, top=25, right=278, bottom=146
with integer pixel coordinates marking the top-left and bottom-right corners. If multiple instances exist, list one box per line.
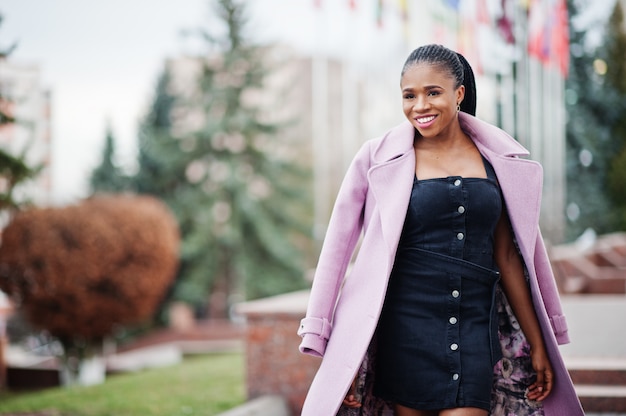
left=455, top=52, right=476, bottom=116
left=401, top=44, right=477, bottom=116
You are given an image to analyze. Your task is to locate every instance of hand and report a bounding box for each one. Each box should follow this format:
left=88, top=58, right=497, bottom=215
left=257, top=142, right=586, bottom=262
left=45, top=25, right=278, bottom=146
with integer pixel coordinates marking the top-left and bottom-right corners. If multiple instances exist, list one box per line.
left=342, top=376, right=362, bottom=408
left=527, top=347, right=553, bottom=402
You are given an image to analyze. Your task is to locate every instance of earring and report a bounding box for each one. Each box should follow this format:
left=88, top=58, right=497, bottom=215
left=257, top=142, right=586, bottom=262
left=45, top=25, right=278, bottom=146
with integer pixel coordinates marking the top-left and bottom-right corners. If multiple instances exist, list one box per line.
left=456, top=103, right=461, bottom=112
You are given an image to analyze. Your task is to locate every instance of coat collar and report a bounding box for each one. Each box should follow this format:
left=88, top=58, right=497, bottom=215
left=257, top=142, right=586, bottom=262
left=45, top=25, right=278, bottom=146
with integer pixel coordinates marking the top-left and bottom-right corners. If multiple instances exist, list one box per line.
left=460, top=113, right=542, bottom=256
left=367, top=122, right=415, bottom=253
left=367, top=112, right=542, bottom=259
left=458, top=112, right=530, bottom=157
left=370, top=120, right=415, bottom=163
left=370, top=112, right=531, bottom=162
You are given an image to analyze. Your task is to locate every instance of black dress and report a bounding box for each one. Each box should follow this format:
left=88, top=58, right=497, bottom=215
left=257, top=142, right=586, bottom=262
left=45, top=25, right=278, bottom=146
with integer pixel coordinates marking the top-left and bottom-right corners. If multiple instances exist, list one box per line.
left=374, top=158, right=503, bottom=411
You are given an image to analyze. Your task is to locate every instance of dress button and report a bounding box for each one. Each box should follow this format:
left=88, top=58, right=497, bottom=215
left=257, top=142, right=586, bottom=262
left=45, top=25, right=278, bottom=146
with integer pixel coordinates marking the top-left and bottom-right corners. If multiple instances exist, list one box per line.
left=449, top=317, right=458, bottom=325
left=452, top=373, right=459, bottom=381
left=457, top=232, right=464, bottom=240
left=452, top=290, right=460, bottom=298
left=454, top=179, right=461, bottom=186
left=457, top=205, right=465, bottom=214
left=450, top=343, right=459, bottom=351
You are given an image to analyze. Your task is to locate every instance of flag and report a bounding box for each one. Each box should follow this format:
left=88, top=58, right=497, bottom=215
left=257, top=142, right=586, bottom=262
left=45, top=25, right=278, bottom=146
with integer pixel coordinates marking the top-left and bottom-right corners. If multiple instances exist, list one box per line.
left=550, top=0, right=569, bottom=76
left=528, top=0, right=550, bottom=62
left=519, top=0, right=532, bottom=10
left=528, top=0, right=569, bottom=76
left=476, top=0, right=489, bottom=23
left=443, top=0, right=461, bottom=9
left=457, top=0, right=486, bottom=75
left=397, top=0, right=409, bottom=40
left=397, top=0, right=408, bottom=20
left=497, top=0, right=515, bottom=44
left=376, top=0, right=384, bottom=28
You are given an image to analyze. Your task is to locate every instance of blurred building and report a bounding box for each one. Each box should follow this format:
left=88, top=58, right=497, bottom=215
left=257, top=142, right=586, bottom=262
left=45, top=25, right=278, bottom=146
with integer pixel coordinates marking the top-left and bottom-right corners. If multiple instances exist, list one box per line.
left=167, top=0, right=570, bottom=244
left=280, top=0, right=570, bottom=244
left=0, top=58, right=53, bottom=210
left=387, top=0, right=569, bottom=244
left=262, top=48, right=404, bottom=242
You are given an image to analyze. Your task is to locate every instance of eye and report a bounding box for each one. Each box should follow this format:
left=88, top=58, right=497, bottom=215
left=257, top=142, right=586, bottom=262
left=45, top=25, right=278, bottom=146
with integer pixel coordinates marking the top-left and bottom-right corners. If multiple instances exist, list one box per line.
left=403, top=93, right=415, bottom=100
left=427, top=90, right=441, bottom=97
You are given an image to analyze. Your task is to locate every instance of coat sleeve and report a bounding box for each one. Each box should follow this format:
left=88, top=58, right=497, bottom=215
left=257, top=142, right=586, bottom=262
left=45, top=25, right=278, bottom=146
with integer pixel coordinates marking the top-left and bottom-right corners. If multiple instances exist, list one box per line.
left=297, top=141, right=372, bottom=357
left=535, top=228, right=570, bottom=345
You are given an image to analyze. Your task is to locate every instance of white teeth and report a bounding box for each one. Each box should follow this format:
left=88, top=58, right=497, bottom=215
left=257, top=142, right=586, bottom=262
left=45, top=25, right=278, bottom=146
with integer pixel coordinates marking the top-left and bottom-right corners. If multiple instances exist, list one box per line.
left=417, top=115, right=435, bottom=123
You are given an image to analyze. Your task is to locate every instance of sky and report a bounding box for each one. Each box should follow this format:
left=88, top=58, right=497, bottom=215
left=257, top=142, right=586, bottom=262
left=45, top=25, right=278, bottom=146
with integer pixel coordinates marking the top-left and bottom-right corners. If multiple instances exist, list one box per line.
left=0, top=0, right=211, bottom=202
left=0, top=0, right=408, bottom=203
left=0, top=0, right=617, bottom=203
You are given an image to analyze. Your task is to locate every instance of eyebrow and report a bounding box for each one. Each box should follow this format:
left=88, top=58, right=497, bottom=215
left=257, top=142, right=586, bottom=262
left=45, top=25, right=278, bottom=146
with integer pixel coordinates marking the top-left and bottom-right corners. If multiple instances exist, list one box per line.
left=402, top=85, right=444, bottom=93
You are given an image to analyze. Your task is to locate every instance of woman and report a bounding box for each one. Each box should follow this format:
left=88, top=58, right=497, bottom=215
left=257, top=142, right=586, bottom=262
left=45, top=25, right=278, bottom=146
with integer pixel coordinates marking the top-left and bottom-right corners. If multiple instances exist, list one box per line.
left=297, top=44, right=584, bottom=416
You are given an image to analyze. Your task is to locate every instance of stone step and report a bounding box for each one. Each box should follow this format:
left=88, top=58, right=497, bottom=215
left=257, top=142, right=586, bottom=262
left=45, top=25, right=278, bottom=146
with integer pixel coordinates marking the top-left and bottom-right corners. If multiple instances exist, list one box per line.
left=567, top=357, right=626, bottom=385
left=565, top=357, right=626, bottom=413
left=575, top=385, right=626, bottom=413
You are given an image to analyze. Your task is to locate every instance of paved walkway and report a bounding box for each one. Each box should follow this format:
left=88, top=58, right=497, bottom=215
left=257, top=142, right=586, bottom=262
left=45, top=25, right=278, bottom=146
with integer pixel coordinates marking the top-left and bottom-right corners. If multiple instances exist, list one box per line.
left=559, top=295, right=626, bottom=358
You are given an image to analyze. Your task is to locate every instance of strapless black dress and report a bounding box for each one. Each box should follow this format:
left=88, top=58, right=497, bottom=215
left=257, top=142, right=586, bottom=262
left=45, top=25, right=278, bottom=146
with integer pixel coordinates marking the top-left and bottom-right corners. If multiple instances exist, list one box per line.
left=374, top=158, right=503, bottom=411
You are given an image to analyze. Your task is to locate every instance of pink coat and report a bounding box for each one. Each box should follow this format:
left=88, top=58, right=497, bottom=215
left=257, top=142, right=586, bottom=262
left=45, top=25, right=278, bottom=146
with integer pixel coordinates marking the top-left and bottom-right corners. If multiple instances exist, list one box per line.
left=297, top=112, right=584, bottom=415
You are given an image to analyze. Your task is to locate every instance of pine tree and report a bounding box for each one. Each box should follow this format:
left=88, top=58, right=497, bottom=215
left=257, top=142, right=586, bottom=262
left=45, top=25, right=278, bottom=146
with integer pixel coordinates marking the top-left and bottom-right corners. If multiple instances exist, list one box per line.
left=0, top=152, right=40, bottom=212
left=176, top=0, right=311, bottom=315
left=89, top=124, right=127, bottom=193
left=132, top=0, right=312, bottom=317
left=564, top=0, right=622, bottom=239
left=0, top=18, right=15, bottom=126
left=604, top=1, right=626, bottom=228
left=129, top=66, right=192, bottom=321
left=132, top=68, right=183, bottom=197
left=0, top=13, right=39, bottom=216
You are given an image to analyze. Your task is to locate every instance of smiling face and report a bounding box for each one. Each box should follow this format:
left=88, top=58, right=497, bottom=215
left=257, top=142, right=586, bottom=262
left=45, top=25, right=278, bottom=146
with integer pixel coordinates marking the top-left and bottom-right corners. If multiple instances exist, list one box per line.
left=401, top=63, right=465, bottom=139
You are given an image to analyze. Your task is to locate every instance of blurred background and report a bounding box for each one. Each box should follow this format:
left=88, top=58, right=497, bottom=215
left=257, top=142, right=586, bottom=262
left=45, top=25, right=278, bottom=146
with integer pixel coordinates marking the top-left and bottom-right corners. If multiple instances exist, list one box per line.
left=0, top=0, right=625, bottom=415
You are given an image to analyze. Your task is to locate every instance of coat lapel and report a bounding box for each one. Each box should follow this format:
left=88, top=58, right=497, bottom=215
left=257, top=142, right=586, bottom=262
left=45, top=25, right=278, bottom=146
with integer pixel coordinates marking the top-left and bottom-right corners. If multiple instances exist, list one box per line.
left=364, top=113, right=544, bottom=264
left=481, top=148, right=542, bottom=251
left=460, top=112, right=542, bottom=254
left=367, top=121, right=415, bottom=254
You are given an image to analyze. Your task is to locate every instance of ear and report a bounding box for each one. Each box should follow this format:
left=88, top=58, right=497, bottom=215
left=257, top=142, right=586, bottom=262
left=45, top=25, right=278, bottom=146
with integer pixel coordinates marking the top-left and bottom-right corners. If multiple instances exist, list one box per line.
left=456, top=85, right=465, bottom=105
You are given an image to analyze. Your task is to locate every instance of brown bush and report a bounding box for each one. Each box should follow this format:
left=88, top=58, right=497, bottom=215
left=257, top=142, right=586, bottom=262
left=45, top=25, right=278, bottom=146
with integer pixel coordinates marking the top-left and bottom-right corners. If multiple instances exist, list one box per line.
left=0, top=194, right=179, bottom=342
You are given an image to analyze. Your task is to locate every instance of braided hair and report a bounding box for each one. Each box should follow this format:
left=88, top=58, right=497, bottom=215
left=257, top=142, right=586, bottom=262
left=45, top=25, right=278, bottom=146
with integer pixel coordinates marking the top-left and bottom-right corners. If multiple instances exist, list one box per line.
left=401, top=44, right=477, bottom=116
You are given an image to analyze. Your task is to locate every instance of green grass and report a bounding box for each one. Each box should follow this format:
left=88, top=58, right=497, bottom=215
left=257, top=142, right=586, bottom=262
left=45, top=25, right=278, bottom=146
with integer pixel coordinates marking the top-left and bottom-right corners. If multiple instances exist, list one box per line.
left=0, top=353, right=245, bottom=416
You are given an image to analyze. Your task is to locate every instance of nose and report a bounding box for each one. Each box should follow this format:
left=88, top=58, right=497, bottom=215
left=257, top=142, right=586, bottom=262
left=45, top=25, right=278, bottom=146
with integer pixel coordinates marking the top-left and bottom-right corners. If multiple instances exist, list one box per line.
left=413, top=94, right=429, bottom=112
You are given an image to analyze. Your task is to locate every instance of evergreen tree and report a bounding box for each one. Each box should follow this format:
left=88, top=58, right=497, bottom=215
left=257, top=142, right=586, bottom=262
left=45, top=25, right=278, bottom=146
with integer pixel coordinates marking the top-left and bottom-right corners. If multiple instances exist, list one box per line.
left=564, top=0, right=622, bottom=239
left=132, top=0, right=312, bottom=317
left=0, top=21, right=15, bottom=126
left=132, top=68, right=182, bottom=197
left=129, top=67, right=191, bottom=323
left=89, top=123, right=127, bottom=193
left=604, top=1, right=626, bottom=228
left=0, top=151, right=40, bottom=213
left=0, top=13, right=39, bottom=216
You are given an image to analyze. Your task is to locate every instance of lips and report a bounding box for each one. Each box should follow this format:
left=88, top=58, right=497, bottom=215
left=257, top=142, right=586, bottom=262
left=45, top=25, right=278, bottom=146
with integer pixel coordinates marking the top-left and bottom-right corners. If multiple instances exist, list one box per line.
left=415, top=114, right=437, bottom=128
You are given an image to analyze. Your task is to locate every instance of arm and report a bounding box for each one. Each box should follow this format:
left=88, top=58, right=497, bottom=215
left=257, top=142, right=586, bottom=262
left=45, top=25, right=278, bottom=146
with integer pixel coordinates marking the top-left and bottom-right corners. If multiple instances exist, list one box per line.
left=494, top=208, right=553, bottom=402
left=297, top=141, right=372, bottom=357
